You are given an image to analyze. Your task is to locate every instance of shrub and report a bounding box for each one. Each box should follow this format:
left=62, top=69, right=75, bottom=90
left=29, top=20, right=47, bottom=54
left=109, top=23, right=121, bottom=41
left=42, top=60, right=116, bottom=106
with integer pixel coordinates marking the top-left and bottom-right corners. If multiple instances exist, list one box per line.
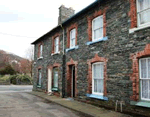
left=7, top=74, right=33, bottom=85
left=0, top=65, right=16, bottom=75
left=16, top=74, right=33, bottom=85
left=9, top=75, right=18, bottom=84
left=0, top=75, right=10, bottom=82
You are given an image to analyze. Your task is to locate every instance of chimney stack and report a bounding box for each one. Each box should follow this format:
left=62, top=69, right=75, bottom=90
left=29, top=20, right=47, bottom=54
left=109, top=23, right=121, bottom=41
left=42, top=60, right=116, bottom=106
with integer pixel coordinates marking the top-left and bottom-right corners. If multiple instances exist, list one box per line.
left=58, top=5, right=75, bottom=25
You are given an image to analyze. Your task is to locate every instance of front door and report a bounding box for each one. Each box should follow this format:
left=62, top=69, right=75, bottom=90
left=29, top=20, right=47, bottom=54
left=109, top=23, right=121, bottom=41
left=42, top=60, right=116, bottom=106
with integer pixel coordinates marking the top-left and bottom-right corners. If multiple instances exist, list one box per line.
left=67, top=65, right=76, bottom=97
left=72, top=66, right=75, bottom=97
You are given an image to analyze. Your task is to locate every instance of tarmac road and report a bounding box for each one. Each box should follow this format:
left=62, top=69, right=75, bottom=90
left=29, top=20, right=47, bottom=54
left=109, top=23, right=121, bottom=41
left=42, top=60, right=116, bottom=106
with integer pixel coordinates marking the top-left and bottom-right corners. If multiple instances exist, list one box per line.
left=0, top=85, right=32, bottom=93
left=0, top=85, right=88, bottom=117
left=0, top=92, right=85, bottom=117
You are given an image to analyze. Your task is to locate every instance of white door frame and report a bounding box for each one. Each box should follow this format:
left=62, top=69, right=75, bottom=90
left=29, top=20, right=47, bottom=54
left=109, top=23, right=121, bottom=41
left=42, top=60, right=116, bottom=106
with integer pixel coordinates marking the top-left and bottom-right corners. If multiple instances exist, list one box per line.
left=48, top=68, right=52, bottom=93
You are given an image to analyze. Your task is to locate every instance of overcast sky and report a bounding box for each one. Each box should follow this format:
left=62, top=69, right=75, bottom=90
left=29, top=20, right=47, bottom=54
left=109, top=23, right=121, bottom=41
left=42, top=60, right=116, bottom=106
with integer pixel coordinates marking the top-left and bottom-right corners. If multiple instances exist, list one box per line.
left=0, top=0, right=94, bottom=58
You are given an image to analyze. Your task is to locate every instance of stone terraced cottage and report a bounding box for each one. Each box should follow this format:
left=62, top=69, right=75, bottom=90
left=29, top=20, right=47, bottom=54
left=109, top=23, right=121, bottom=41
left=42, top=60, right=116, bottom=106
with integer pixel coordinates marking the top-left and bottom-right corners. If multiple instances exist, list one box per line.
left=32, top=0, right=150, bottom=116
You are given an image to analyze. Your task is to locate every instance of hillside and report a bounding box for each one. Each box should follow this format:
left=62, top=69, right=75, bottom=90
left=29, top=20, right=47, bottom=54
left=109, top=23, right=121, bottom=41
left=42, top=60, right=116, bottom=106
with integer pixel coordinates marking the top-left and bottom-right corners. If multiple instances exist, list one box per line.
left=0, top=50, right=25, bottom=70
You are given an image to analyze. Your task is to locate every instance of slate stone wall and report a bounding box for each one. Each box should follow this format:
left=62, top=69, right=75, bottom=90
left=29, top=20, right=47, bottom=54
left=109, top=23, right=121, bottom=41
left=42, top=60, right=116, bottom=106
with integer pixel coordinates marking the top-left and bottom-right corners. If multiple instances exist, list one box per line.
left=33, top=29, right=64, bottom=94
left=33, top=0, right=150, bottom=116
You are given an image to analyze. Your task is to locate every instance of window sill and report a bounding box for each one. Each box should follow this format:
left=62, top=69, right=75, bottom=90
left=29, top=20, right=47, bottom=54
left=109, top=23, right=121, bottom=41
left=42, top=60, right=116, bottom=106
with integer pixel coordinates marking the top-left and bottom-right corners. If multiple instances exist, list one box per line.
left=37, top=85, right=41, bottom=88
left=86, top=37, right=108, bottom=45
left=86, top=94, right=108, bottom=101
left=129, top=23, right=150, bottom=34
left=37, top=57, right=43, bottom=60
left=52, top=87, right=58, bottom=91
left=130, top=101, right=150, bottom=108
left=51, top=51, right=60, bottom=56
left=66, top=45, right=79, bottom=52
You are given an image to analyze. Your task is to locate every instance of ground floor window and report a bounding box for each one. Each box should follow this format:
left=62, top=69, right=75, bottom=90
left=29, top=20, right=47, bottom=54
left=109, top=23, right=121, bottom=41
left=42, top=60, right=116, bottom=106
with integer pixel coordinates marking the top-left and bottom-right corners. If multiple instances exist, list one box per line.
left=139, top=57, right=150, bottom=101
left=53, top=67, right=58, bottom=89
left=37, top=69, right=42, bottom=86
left=92, top=62, right=104, bottom=95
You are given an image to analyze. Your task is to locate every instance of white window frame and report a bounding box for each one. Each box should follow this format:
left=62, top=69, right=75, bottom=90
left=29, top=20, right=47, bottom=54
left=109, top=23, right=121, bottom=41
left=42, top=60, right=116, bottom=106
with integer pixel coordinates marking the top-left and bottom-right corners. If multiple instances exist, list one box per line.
left=40, top=44, right=43, bottom=57
left=92, top=62, right=104, bottom=95
left=136, top=0, right=150, bottom=27
left=54, top=37, right=59, bottom=53
left=70, top=28, right=76, bottom=48
left=38, top=69, right=42, bottom=86
left=92, top=15, right=103, bottom=42
left=139, top=57, right=150, bottom=101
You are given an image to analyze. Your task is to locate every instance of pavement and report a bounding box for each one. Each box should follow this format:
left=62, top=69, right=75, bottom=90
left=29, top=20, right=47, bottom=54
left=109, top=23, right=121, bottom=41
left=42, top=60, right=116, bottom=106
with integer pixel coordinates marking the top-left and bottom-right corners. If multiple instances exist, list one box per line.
left=29, top=91, right=132, bottom=117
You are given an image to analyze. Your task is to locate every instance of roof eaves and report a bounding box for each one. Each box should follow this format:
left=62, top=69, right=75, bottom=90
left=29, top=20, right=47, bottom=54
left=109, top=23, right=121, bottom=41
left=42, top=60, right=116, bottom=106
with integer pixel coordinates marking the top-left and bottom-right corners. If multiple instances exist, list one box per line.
left=31, top=25, right=60, bottom=44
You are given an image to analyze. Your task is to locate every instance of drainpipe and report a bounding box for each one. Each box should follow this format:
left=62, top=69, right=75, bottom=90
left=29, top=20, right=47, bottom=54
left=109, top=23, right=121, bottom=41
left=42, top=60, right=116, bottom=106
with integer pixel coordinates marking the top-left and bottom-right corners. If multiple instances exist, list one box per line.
left=60, top=24, right=66, bottom=98
left=60, top=24, right=65, bottom=55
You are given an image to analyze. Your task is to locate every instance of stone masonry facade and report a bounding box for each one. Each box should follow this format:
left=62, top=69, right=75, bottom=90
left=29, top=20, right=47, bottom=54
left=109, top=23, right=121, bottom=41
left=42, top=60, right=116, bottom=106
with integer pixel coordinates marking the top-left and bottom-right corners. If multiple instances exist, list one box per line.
left=32, top=0, right=150, bottom=116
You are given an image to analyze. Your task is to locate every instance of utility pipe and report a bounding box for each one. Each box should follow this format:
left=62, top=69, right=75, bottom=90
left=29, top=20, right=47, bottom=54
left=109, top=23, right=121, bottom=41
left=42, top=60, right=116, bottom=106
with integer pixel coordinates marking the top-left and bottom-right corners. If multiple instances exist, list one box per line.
left=60, top=24, right=65, bottom=55
left=60, top=24, right=66, bottom=98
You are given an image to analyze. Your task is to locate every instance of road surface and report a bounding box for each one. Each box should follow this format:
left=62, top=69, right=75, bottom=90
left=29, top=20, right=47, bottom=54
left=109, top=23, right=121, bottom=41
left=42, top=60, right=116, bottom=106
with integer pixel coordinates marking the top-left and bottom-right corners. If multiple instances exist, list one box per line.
left=0, top=85, right=32, bottom=93
left=0, top=85, right=87, bottom=117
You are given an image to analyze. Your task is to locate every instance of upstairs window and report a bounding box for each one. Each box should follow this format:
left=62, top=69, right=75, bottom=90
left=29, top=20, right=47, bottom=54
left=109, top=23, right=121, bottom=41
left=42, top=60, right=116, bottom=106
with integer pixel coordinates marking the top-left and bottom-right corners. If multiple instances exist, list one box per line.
left=54, top=37, right=59, bottom=53
left=38, top=43, right=43, bottom=58
left=70, top=28, right=76, bottom=48
left=40, top=44, right=43, bottom=57
left=92, top=62, right=104, bottom=95
left=37, top=69, right=42, bottom=86
left=137, top=0, right=150, bottom=26
left=92, top=15, right=103, bottom=41
left=139, top=57, right=150, bottom=101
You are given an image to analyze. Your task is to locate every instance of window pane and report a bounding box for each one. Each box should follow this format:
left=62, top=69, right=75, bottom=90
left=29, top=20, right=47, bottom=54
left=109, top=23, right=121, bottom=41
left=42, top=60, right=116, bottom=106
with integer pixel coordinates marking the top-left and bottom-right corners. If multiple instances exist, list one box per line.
left=148, top=80, right=150, bottom=99
left=93, top=16, right=103, bottom=30
left=40, top=45, right=42, bottom=57
left=141, top=80, right=149, bottom=99
left=149, top=80, right=150, bottom=99
left=93, top=63, right=104, bottom=94
left=139, top=9, right=150, bottom=24
left=55, top=45, right=58, bottom=53
left=94, top=64, right=100, bottom=78
left=94, top=79, right=97, bottom=92
left=93, top=63, right=104, bottom=79
left=141, top=59, right=147, bottom=78
left=70, top=38, right=75, bottom=47
left=55, top=37, right=59, bottom=45
left=94, top=29, right=99, bottom=40
left=53, top=68, right=58, bottom=88
left=54, top=37, right=59, bottom=53
left=70, top=29, right=76, bottom=48
left=70, top=29, right=76, bottom=39
left=38, top=70, right=41, bottom=85
left=94, top=28, right=103, bottom=40
left=72, top=29, right=76, bottom=38
left=39, top=72, right=41, bottom=85
left=100, top=64, right=104, bottom=79
left=54, top=46, right=56, bottom=52
left=97, top=79, right=103, bottom=93
left=138, top=0, right=150, bottom=11
left=148, top=58, right=150, bottom=78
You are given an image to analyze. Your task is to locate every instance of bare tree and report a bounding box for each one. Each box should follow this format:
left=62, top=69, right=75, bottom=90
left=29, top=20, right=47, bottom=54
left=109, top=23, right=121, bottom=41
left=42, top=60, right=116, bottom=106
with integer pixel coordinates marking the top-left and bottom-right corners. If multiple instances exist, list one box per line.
left=23, top=46, right=34, bottom=77
left=25, top=46, right=34, bottom=61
